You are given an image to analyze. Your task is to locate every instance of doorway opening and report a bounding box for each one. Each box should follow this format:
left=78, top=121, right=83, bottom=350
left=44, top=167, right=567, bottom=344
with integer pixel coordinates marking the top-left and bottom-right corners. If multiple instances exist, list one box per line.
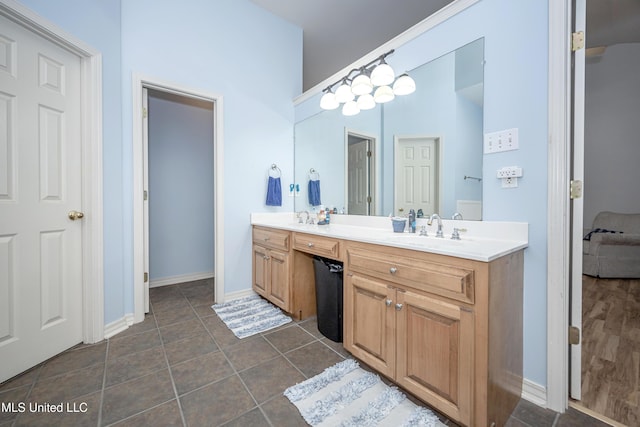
left=345, top=130, right=377, bottom=215
left=132, top=75, right=224, bottom=323
left=569, top=1, right=640, bottom=425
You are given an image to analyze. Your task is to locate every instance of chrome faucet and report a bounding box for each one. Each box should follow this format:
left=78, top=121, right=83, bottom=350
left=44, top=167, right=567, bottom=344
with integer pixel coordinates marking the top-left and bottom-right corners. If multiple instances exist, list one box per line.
left=297, top=211, right=310, bottom=224
left=452, top=212, right=463, bottom=220
left=427, top=213, right=444, bottom=238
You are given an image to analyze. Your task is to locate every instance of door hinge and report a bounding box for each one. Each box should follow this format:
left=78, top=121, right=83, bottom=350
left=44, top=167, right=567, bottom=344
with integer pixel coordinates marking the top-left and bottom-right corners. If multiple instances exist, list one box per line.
left=143, top=190, right=148, bottom=201
left=367, top=150, right=372, bottom=157
left=143, top=107, right=148, bottom=119
left=571, top=31, right=584, bottom=51
left=569, top=325, right=580, bottom=345
left=570, top=180, right=582, bottom=199
left=144, top=272, right=149, bottom=283
left=367, top=196, right=372, bottom=203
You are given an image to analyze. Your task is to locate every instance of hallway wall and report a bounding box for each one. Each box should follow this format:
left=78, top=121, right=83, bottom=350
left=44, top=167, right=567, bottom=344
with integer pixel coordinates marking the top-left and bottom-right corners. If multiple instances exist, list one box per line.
left=147, top=90, right=214, bottom=283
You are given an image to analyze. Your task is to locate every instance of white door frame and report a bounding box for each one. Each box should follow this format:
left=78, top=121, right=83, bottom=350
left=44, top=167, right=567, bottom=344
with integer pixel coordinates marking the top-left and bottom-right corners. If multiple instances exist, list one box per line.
left=0, top=0, right=104, bottom=344
left=132, top=74, right=224, bottom=323
left=344, top=128, right=377, bottom=215
left=569, top=0, right=586, bottom=401
left=547, top=0, right=573, bottom=413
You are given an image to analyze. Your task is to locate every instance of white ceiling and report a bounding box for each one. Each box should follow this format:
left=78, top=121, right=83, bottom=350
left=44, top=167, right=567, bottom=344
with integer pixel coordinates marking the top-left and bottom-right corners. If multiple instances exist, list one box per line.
left=250, top=0, right=640, bottom=91
left=250, top=0, right=453, bottom=91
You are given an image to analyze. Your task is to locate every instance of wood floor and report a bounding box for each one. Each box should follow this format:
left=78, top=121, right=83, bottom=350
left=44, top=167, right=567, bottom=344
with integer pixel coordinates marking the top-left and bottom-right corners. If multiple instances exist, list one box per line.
left=581, top=275, right=640, bottom=426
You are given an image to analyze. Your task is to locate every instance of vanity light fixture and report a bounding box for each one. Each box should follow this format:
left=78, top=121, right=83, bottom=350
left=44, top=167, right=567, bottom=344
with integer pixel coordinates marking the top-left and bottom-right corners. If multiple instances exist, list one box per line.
left=334, top=78, right=354, bottom=103
left=319, top=49, right=416, bottom=116
left=392, top=73, right=416, bottom=96
left=320, top=89, right=339, bottom=110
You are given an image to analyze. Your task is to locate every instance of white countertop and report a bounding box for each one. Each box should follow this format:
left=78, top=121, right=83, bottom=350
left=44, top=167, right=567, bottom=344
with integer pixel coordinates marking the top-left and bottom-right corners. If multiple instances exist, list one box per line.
left=251, top=213, right=528, bottom=262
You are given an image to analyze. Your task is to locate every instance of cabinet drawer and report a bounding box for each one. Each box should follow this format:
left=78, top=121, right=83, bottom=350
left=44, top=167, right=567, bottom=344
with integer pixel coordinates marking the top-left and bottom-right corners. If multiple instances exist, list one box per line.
left=347, top=245, right=474, bottom=304
left=293, top=232, right=341, bottom=260
left=253, top=227, right=290, bottom=251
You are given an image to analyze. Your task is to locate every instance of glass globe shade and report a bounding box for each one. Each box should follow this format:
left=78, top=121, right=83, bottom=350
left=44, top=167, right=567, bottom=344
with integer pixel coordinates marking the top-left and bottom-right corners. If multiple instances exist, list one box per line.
left=334, top=82, right=354, bottom=103
left=392, top=74, right=416, bottom=96
left=320, top=92, right=339, bottom=110
left=351, top=74, right=373, bottom=96
left=356, top=94, right=376, bottom=110
left=370, top=63, right=395, bottom=86
left=342, top=100, right=360, bottom=116
left=373, top=85, right=395, bottom=103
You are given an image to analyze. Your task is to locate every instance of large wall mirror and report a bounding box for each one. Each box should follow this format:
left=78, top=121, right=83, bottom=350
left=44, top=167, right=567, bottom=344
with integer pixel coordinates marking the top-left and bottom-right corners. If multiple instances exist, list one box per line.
left=294, top=38, right=484, bottom=220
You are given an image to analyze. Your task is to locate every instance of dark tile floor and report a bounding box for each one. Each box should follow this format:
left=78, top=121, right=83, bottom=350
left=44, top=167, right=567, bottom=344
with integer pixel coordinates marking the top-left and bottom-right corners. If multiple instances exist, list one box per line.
left=0, top=280, right=612, bottom=426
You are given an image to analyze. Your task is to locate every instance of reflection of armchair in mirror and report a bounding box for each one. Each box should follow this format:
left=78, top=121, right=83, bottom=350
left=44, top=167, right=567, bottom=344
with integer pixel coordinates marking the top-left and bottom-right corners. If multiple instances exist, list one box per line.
left=294, top=38, right=484, bottom=219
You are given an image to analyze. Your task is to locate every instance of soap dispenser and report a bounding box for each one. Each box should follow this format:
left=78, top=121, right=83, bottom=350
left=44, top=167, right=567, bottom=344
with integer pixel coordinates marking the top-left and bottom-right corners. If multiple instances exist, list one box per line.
left=408, top=209, right=416, bottom=233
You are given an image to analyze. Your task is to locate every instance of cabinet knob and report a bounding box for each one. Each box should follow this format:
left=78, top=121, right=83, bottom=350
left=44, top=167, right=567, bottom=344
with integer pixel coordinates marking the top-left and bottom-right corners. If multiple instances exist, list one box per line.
left=307, top=242, right=314, bottom=247
left=395, top=303, right=403, bottom=311
left=263, top=255, right=270, bottom=260
left=385, top=299, right=392, bottom=307
left=389, top=267, right=397, bottom=274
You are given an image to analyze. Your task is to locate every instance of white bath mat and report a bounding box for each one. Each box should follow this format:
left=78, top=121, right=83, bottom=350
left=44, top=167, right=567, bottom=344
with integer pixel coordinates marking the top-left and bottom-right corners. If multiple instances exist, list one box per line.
left=284, top=359, right=445, bottom=427
left=211, top=294, right=292, bottom=339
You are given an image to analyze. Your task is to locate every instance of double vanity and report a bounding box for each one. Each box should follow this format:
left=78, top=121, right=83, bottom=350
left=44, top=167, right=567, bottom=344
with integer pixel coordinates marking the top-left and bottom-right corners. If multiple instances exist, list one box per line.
left=251, top=212, right=527, bottom=427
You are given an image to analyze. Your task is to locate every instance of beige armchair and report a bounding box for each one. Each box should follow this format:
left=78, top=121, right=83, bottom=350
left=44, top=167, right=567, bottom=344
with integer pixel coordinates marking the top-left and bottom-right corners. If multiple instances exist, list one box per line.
left=583, top=211, right=640, bottom=278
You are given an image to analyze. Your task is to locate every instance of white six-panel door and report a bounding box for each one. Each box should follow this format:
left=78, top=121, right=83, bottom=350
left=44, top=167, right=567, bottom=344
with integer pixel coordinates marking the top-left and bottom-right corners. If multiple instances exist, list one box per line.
left=394, top=136, right=439, bottom=217
left=0, top=13, right=83, bottom=382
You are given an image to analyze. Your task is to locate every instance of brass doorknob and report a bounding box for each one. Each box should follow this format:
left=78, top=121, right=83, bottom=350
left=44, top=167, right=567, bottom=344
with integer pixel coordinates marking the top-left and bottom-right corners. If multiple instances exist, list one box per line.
left=68, top=210, right=84, bottom=220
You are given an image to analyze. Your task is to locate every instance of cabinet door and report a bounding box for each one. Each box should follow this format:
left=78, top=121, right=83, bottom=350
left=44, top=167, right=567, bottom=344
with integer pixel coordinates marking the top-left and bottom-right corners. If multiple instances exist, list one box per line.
left=267, top=250, right=290, bottom=311
left=395, top=290, right=473, bottom=426
left=344, top=273, right=395, bottom=378
left=253, top=245, right=269, bottom=297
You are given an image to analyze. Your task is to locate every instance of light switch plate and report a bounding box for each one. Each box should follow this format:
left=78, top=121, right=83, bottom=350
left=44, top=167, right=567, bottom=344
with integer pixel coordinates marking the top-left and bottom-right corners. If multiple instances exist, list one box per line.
left=484, top=128, right=519, bottom=154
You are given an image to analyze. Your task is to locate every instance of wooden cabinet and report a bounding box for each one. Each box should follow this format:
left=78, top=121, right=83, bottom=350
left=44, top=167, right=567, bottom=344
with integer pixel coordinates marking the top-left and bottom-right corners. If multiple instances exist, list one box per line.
left=252, top=227, right=291, bottom=311
left=344, top=241, right=523, bottom=427
left=252, top=226, right=316, bottom=320
left=252, top=225, right=524, bottom=426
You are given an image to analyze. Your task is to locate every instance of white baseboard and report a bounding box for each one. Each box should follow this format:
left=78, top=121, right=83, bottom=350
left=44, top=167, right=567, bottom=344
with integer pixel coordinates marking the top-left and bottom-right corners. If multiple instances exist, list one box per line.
left=104, top=313, right=135, bottom=339
left=521, top=377, right=547, bottom=408
left=149, top=272, right=214, bottom=288
left=220, top=288, right=256, bottom=304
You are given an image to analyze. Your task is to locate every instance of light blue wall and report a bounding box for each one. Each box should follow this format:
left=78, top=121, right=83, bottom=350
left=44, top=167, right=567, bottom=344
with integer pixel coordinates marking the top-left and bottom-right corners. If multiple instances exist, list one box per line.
left=18, top=0, right=126, bottom=324
left=17, top=0, right=302, bottom=323
left=295, top=0, right=549, bottom=387
left=147, top=91, right=214, bottom=281
left=120, top=0, right=302, bottom=308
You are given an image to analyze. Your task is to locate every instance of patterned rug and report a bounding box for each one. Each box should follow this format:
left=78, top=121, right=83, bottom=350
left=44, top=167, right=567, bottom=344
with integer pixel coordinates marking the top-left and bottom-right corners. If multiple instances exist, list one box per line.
left=284, top=359, right=445, bottom=426
left=211, top=294, right=292, bottom=339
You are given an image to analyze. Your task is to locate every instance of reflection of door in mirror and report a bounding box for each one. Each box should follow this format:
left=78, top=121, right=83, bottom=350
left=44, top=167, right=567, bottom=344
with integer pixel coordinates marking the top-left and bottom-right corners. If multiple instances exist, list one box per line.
left=394, top=136, right=440, bottom=217
left=347, top=131, right=376, bottom=215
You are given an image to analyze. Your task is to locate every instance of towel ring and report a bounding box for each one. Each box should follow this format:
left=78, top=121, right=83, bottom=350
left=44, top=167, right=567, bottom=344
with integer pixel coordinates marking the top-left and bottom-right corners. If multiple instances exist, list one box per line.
left=269, top=164, right=281, bottom=178
left=309, top=168, right=320, bottom=180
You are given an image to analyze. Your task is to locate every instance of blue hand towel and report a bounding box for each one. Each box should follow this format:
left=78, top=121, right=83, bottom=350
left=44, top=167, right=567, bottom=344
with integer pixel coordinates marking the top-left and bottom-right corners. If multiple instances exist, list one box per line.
left=308, top=179, right=321, bottom=206
left=266, top=176, right=282, bottom=206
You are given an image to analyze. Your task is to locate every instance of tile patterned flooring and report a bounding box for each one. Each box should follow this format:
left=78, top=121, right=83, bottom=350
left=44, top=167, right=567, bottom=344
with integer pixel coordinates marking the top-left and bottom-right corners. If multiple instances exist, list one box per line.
left=0, top=280, right=612, bottom=426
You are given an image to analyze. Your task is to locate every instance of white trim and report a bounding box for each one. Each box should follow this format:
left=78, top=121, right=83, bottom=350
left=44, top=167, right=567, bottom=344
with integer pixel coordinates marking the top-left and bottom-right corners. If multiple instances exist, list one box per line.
left=0, top=0, right=105, bottom=344
left=149, top=272, right=214, bottom=288
left=294, top=0, right=480, bottom=105
left=103, top=314, right=135, bottom=339
left=224, top=289, right=257, bottom=302
left=132, top=74, right=225, bottom=323
left=546, top=0, right=572, bottom=413
left=522, top=378, right=548, bottom=408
